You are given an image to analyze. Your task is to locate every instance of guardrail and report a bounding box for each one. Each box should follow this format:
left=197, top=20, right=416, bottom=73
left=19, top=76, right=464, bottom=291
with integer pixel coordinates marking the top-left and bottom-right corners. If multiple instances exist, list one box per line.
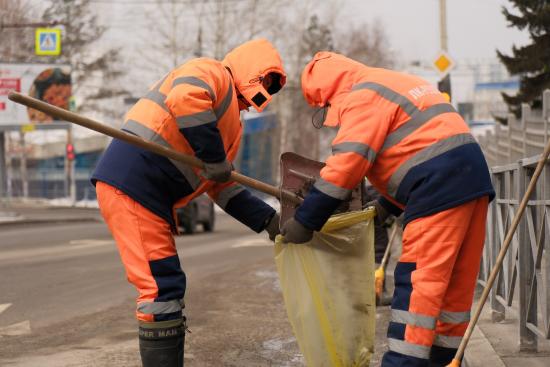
left=479, top=154, right=550, bottom=351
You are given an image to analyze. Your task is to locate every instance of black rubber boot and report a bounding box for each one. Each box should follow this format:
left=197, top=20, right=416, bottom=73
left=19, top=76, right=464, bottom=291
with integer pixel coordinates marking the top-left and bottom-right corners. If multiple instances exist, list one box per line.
left=139, top=319, right=185, bottom=367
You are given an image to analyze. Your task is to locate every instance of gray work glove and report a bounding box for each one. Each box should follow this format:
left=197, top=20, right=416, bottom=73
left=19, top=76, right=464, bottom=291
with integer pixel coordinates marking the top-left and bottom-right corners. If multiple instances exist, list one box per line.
left=367, top=200, right=390, bottom=226
left=281, top=217, right=313, bottom=244
left=264, top=213, right=280, bottom=241
left=203, top=160, right=232, bottom=183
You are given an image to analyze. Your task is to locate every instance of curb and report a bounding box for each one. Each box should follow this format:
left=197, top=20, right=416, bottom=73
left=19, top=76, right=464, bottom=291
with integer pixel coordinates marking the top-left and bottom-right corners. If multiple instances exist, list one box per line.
left=0, top=217, right=101, bottom=228
left=463, top=325, right=506, bottom=367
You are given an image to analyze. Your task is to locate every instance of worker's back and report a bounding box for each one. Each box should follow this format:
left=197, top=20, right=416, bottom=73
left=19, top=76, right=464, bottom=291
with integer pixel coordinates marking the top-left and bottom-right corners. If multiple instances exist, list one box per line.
left=92, top=57, right=242, bottom=229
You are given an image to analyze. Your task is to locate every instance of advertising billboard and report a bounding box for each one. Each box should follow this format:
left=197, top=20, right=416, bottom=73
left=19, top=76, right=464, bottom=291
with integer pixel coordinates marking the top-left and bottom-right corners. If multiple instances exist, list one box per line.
left=0, top=63, right=71, bottom=125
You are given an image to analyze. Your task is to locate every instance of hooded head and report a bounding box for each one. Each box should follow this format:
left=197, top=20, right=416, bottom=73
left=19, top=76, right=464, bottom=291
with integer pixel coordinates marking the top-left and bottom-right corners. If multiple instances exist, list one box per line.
left=222, top=39, right=286, bottom=112
left=301, top=51, right=364, bottom=127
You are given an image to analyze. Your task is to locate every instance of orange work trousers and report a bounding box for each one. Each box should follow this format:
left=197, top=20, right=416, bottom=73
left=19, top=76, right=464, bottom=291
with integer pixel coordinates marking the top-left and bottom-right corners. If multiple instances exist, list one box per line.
left=96, top=181, right=186, bottom=322
left=382, top=196, right=489, bottom=367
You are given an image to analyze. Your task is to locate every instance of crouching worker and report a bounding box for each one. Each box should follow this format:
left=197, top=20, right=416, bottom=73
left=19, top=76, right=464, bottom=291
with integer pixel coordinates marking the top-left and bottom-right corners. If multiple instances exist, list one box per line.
left=281, top=51, right=494, bottom=367
left=91, top=39, right=285, bottom=367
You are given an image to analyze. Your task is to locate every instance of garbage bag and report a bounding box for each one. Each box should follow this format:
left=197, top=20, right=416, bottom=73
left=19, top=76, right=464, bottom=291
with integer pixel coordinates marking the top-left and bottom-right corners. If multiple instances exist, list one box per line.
left=274, top=209, right=375, bottom=367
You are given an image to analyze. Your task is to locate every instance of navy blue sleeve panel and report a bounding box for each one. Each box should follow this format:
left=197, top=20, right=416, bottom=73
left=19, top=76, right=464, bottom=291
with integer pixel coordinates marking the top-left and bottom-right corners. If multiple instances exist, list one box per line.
left=224, top=189, right=276, bottom=233
left=396, top=142, right=495, bottom=225
left=91, top=138, right=195, bottom=229
left=295, top=186, right=343, bottom=231
left=379, top=196, right=404, bottom=217
left=179, top=122, right=226, bottom=163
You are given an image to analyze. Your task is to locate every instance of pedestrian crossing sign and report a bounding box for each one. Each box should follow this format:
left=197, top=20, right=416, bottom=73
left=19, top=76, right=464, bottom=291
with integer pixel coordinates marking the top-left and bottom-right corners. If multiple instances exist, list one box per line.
left=35, top=28, right=61, bottom=56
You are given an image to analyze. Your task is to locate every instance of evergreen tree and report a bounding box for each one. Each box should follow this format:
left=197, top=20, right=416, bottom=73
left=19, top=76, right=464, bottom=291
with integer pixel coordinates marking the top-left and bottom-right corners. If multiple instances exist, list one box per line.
left=497, top=0, right=550, bottom=118
left=42, top=0, right=128, bottom=117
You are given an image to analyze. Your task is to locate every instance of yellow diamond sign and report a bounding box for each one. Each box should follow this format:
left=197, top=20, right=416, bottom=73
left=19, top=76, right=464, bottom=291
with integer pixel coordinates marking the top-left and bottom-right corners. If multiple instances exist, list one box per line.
left=433, top=51, right=455, bottom=76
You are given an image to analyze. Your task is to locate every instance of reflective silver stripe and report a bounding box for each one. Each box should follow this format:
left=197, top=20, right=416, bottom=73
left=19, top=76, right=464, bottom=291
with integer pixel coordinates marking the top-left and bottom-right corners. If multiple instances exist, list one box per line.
left=123, top=119, right=160, bottom=142
left=381, top=104, right=457, bottom=152
left=388, top=338, right=430, bottom=359
left=172, top=76, right=216, bottom=102
left=213, top=80, right=233, bottom=119
left=215, top=184, right=245, bottom=209
left=387, top=133, right=476, bottom=197
left=352, top=82, right=419, bottom=117
left=314, top=178, right=352, bottom=200
left=433, top=334, right=463, bottom=348
left=137, top=299, right=183, bottom=315
left=391, top=309, right=436, bottom=330
left=439, top=310, right=471, bottom=324
left=143, top=89, right=169, bottom=113
left=332, top=142, right=377, bottom=162
left=123, top=120, right=201, bottom=189
left=176, top=109, right=217, bottom=129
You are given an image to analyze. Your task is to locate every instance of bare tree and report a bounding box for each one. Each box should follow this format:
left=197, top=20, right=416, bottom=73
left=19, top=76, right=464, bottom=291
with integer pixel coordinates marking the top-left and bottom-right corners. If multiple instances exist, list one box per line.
left=136, top=0, right=199, bottom=75
left=41, top=0, right=129, bottom=118
left=335, top=19, right=394, bottom=68
left=0, top=0, right=38, bottom=62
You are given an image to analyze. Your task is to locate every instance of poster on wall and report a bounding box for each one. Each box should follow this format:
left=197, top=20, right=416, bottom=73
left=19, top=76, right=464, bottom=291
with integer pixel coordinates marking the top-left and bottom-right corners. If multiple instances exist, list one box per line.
left=0, top=63, right=71, bottom=125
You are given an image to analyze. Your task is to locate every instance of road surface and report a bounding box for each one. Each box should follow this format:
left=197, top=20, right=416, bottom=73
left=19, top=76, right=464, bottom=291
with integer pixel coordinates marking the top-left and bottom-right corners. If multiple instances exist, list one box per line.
left=0, top=208, right=391, bottom=366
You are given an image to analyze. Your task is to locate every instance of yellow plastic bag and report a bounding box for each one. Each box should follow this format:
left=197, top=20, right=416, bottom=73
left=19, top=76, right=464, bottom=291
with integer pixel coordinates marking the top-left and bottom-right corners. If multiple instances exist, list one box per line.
left=274, top=209, right=375, bottom=367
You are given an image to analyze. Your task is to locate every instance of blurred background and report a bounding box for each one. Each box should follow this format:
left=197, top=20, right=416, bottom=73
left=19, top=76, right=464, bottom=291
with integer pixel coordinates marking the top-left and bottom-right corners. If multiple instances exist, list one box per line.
left=0, top=0, right=543, bottom=204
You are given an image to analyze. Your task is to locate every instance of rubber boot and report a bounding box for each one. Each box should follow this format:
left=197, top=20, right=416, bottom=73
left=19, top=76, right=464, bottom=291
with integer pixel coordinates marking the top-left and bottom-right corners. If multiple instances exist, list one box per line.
left=139, top=318, right=185, bottom=367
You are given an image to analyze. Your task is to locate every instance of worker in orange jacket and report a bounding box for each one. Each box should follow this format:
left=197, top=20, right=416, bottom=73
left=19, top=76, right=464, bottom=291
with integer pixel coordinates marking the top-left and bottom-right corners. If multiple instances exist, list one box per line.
left=281, top=52, right=495, bottom=367
left=92, top=39, right=285, bottom=367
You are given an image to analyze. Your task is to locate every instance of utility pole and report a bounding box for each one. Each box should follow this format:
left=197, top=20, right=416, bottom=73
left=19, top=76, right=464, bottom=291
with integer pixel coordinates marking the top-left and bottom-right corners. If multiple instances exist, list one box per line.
left=438, top=0, right=452, bottom=101
left=439, top=0, right=448, bottom=52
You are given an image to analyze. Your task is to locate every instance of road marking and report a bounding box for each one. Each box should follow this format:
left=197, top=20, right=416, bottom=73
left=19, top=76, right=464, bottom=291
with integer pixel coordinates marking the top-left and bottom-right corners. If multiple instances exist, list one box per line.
left=0, top=305, right=31, bottom=338
left=0, top=320, right=31, bottom=337
left=0, top=239, right=115, bottom=262
left=69, top=239, right=115, bottom=246
left=231, top=238, right=272, bottom=248
left=0, top=303, right=11, bottom=315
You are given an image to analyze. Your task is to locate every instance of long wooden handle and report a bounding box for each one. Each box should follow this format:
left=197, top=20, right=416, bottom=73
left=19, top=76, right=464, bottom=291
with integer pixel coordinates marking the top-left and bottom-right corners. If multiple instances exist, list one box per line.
left=381, top=224, right=398, bottom=270
left=449, top=136, right=550, bottom=365
left=8, top=91, right=302, bottom=205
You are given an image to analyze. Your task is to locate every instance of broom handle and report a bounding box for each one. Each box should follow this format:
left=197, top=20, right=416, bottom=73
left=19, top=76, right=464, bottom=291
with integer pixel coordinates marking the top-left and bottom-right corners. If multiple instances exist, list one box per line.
left=8, top=91, right=302, bottom=205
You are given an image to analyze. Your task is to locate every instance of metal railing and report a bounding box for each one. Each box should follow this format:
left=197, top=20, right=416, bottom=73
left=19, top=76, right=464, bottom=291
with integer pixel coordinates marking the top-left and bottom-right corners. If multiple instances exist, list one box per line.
left=479, top=155, right=550, bottom=351
left=477, top=90, right=550, bottom=167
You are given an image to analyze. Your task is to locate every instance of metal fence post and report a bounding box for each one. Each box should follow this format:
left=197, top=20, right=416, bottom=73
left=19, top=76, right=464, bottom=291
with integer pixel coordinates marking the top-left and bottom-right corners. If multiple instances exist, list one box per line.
left=490, top=171, right=506, bottom=322
left=517, top=159, right=538, bottom=351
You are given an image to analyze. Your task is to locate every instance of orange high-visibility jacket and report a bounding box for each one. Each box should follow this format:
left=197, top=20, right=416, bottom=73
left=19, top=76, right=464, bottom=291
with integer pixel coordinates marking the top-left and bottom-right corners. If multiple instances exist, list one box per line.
left=92, top=39, right=286, bottom=232
left=296, top=52, right=494, bottom=230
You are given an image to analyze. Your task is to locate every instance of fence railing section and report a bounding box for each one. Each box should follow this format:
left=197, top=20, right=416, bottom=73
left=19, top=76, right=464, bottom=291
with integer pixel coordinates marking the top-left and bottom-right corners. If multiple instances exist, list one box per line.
left=477, top=90, right=550, bottom=167
left=479, top=155, right=550, bottom=351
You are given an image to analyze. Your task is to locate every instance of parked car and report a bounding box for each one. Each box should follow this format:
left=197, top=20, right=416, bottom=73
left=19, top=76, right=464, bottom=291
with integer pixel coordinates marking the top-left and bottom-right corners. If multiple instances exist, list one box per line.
left=176, top=194, right=215, bottom=234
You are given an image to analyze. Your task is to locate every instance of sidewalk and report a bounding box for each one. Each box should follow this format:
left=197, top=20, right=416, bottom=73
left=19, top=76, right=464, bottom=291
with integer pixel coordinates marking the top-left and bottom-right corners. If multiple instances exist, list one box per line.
left=0, top=199, right=101, bottom=226
left=464, top=290, right=550, bottom=367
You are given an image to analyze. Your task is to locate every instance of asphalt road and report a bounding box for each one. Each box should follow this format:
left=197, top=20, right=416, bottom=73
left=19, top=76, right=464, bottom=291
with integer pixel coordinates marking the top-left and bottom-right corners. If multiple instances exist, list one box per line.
left=0, top=208, right=392, bottom=366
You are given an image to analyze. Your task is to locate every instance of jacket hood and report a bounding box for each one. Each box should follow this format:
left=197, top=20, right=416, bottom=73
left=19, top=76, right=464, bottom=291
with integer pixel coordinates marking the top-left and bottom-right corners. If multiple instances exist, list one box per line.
left=301, top=51, right=364, bottom=126
left=222, top=39, right=286, bottom=112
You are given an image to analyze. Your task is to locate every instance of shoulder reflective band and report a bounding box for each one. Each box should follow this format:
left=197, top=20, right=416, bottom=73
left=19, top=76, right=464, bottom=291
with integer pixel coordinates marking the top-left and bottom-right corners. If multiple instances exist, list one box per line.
left=172, top=76, right=216, bottom=102
left=352, top=82, right=419, bottom=117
